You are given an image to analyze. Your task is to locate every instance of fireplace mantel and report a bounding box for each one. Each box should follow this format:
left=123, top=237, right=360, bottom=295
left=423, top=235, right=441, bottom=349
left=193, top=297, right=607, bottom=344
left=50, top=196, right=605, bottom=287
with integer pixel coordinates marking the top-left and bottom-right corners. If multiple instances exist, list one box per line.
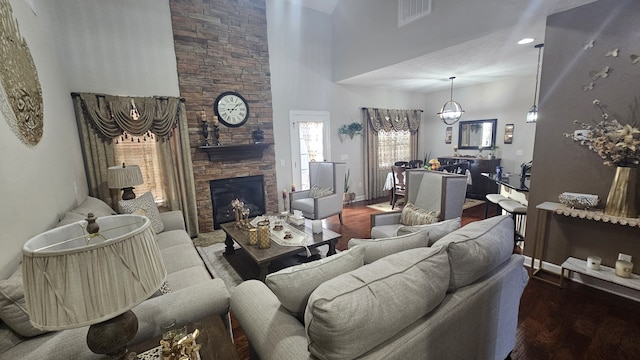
left=199, top=143, right=272, bottom=162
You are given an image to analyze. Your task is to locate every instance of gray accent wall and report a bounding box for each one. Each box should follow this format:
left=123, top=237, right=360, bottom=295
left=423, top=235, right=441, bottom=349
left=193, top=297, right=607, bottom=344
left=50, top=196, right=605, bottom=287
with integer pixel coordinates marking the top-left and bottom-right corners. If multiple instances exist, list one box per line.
left=525, top=0, right=640, bottom=267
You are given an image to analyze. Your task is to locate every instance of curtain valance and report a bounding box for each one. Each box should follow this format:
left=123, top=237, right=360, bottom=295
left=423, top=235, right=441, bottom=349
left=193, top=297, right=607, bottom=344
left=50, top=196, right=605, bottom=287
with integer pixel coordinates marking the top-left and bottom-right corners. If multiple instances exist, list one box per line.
left=72, top=93, right=184, bottom=140
left=364, top=108, right=421, bottom=133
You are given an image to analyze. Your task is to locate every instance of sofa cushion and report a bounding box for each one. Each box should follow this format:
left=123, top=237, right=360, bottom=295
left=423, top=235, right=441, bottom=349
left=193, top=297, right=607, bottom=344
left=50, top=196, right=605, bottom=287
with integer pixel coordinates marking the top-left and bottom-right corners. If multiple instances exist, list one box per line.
left=432, top=215, right=514, bottom=291
left=0, top=269, right=47, bottom=337
left=55, top=211, right=86, bottom=227
left=119, top=191, right=164, bottom=233
left=305, top=246, right=449, bottom=360
left=399, top=202, right=439, bottom=226
left=0, top=321, right=24, bottom=354
left=265, top=246, right=365, bottom=320
left=397, top=217, right=462, bottom=245
left=347, top=229, right=430, bottom=264
left=71, top=196, right=116, bottom=217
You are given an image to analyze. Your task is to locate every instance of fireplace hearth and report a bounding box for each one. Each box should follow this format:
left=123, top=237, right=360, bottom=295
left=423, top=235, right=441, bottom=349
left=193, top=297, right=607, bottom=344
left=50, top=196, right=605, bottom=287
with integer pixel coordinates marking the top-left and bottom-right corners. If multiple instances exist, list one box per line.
left=210, top=175, right=265, bottom=229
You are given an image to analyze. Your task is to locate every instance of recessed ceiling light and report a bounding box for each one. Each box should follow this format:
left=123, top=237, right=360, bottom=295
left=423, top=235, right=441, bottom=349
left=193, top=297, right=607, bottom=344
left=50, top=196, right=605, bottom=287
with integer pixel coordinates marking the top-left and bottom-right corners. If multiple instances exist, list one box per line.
left=518, top=38, right=535, bottom=45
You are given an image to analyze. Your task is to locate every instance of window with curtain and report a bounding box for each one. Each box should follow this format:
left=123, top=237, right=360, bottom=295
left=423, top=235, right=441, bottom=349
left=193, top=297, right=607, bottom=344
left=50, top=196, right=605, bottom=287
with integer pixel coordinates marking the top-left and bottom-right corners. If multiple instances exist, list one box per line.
left=378, top=129, right=411, bottom=169
left=114, top=137, right=167, bottom=206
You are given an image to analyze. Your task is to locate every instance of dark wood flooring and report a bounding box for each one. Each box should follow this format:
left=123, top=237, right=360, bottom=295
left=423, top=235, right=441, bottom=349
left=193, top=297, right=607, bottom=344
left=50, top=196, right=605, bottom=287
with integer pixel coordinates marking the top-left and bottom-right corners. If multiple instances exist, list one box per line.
left=229, top=199, right=640, bottom=360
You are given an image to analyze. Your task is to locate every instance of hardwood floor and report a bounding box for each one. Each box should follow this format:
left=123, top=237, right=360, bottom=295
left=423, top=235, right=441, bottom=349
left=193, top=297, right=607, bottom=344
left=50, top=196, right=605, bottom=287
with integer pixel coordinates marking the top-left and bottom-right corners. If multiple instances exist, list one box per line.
left=230, top=199, right=640, bottom=359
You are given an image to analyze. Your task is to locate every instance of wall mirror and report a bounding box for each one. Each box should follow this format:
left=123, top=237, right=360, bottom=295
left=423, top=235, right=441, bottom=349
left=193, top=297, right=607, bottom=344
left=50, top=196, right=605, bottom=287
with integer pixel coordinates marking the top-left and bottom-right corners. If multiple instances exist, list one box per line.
left=458, top=119, right=497, bottom=149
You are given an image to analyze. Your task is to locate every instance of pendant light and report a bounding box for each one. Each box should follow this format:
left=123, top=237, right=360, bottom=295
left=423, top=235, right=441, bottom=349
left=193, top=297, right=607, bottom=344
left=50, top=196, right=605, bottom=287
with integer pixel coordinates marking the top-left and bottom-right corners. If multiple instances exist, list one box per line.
left=527, top=43, right=544, bottom=123
left=437, top=76, right=465, bottom=125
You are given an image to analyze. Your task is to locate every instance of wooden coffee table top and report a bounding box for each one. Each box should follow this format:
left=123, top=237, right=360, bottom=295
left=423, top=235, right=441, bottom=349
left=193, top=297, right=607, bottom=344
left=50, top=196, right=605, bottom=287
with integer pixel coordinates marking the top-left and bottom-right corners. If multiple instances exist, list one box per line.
left=220, top=218, right=341, bottom=281
left=128, top=313, right=239, bottom=360
left=220, top=219, right=340, bottom=265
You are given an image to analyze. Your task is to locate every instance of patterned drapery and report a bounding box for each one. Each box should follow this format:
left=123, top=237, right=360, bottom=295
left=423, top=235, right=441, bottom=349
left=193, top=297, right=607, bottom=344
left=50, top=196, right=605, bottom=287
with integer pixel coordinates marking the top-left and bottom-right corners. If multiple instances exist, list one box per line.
left=71, top=93, right=199, bottom=237
left=363, top=108, right=421, bottom=200
left=365, top=108, right=421, bottom=133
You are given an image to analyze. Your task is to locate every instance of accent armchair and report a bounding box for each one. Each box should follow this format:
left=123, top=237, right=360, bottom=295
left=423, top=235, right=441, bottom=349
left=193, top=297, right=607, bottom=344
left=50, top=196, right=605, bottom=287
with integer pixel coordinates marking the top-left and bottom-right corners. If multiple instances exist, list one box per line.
left=370, top=169, right=468, bottom=238
left=290, top=162, right=346, bottom=224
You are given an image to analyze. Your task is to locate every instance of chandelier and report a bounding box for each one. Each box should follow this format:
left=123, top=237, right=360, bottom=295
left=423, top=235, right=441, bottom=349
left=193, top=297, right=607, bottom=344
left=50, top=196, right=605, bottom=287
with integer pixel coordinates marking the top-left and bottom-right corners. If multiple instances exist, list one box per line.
left=437, top=76, right=464, bottom=125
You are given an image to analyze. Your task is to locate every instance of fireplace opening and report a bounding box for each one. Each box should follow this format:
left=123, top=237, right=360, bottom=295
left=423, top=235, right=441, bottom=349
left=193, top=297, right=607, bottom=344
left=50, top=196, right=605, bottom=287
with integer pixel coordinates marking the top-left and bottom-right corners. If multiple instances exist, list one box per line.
left=210, top=175, right=265, bottom=229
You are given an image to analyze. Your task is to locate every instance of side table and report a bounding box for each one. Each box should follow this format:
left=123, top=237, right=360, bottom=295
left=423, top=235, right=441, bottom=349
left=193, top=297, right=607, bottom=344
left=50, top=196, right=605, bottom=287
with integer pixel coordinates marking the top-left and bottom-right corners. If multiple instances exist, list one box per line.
left=127, top=313, right=239, bottom=360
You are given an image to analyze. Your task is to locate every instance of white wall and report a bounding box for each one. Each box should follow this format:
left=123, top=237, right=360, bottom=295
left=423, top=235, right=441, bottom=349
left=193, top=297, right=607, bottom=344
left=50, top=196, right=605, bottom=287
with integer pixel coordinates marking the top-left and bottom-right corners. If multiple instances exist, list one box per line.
left=332, top=0, right=538, bottom=81
left=0, top=0, right=86, bottom=277
left=267, top=1, right=429, bottom=203
left=49, top=0, right=179, bottom=96
left=419, top=75, right=537, bottom=174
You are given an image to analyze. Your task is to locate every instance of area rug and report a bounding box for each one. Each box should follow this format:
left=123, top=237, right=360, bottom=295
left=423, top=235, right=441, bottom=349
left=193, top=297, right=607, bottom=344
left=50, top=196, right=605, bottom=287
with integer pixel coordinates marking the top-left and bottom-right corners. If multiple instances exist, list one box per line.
left=194, top=230, right=330, bottom=292
left=195, top=241, right=244, bottom=292
left=367, top=198, right=485, bottom=212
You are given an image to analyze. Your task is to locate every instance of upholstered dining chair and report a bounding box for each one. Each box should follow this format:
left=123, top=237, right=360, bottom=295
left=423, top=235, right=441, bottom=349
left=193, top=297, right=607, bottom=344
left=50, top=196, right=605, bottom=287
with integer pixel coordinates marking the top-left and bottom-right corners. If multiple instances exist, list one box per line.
left=370, top=169, right=468, bottom=239
left=391, top=165, right=406, bottom=209
left=290, top=162, right=346, bottom=224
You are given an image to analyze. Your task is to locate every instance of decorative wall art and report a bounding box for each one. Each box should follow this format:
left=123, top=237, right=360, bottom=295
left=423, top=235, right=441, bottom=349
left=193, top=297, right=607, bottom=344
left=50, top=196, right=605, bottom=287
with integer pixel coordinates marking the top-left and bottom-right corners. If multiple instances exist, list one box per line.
left=445, top=126, right=452, bottom=144
left=0, top=0, right=43, bottom=147
left=504, top=124, right=514, bottom=144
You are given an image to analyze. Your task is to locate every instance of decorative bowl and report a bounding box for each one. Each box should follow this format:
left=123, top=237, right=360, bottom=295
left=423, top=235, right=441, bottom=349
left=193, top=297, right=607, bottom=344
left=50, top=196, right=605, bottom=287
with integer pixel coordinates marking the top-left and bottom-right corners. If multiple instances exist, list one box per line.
left=558, top=192, right=599, bottom=210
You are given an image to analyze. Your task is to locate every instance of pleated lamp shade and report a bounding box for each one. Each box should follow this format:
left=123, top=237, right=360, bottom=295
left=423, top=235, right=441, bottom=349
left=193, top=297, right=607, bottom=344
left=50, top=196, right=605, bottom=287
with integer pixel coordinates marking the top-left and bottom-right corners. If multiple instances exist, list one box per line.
left=22, top=214, right=166, bottom=330
left=107, top=164, right=144, bottom=189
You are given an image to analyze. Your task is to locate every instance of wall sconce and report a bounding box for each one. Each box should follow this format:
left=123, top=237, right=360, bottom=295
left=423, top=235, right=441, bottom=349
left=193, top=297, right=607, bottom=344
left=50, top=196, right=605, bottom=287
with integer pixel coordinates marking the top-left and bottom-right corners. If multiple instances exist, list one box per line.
left=437, top=76, right=465, bottom=125
left=527, top=43, right=544, bottom=123
left=129, top=98, right=140, bottom=120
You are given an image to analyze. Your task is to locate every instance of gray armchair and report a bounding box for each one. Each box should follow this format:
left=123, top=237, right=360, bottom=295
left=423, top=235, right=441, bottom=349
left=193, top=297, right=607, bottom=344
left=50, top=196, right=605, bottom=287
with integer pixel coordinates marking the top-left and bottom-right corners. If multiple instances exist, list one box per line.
left=370, top=169, right=468, bottom=238
left=290, top=162, right=346, bottom=224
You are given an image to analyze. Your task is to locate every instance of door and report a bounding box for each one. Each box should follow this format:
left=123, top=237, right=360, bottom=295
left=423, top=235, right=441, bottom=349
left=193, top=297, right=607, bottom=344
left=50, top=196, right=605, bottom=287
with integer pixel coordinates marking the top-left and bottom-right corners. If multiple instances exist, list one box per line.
left=290, top=110, right=331, bottom=190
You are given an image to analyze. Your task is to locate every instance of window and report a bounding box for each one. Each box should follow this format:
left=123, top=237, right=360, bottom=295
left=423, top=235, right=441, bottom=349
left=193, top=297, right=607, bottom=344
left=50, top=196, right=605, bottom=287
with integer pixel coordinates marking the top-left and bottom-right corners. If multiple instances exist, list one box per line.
left=378, top=129, right=411, bottom=169
left=114, top=137, right=166, bottom=206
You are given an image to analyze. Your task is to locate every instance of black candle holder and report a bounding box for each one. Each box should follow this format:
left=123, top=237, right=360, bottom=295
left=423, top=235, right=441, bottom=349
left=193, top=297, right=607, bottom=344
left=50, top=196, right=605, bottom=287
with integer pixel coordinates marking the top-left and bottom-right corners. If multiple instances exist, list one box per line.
left=201, top=119, right=210, bottom=146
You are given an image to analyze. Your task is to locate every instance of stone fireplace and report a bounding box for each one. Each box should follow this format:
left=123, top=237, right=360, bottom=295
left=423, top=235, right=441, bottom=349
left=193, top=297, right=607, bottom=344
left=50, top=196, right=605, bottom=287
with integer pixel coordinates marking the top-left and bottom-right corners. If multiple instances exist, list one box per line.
left=170, top=0, right=278, bottom=233
left=210, top=175, right=266, bottom=229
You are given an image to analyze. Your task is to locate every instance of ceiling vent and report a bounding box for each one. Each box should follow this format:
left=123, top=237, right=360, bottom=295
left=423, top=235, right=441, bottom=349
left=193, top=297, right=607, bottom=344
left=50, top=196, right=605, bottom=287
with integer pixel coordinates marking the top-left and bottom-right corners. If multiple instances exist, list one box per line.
left=398, top=0, right=432, bottom=27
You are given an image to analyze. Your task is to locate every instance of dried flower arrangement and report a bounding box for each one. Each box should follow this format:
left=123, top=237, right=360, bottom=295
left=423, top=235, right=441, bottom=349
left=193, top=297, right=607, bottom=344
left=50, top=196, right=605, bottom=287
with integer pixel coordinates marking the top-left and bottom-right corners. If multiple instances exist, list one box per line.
left=565, top=99, right=640, bottom=167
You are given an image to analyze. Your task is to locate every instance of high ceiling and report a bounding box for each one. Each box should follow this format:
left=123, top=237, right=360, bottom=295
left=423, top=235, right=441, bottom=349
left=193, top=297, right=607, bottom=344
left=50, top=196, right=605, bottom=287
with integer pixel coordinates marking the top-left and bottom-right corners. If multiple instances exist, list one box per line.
left=289, top=0, right=597, bottom=93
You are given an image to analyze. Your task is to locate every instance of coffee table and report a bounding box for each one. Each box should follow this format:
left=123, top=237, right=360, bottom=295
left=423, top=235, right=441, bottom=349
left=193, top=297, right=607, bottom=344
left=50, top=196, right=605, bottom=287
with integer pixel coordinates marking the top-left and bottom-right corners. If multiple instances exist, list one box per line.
left=220, top=219, right=340, bottom=281
left=128, top=313, right=239, bottom=360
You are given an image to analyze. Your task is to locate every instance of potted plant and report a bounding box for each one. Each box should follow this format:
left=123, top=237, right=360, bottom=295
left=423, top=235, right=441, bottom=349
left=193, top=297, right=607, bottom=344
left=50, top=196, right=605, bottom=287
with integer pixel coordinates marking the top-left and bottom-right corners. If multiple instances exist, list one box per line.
left=343, top=169, right=355, bottom=204
left=338, top=122, right=363, bottom=142
left=489, top=145, right=499, bottom=159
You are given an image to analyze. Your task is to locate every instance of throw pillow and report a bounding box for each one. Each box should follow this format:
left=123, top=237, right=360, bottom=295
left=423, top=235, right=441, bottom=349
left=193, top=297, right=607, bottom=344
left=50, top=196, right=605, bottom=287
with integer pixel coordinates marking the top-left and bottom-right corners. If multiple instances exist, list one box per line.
left=0, top=269, right=48, bottom=337
left=399, top=202, right=440, bottom=226
left=309, top=184, right=333, bottom=198
left=305, top=246, right=449, bottom=360
left=432, top=215, right=514, bottom=291
left=265, top=246, right=365, bottom=320
left=347, top=228, right=430, bottom=264
left=119, top=191, right=164, bottom=233
left=397, top=217, right=462, bottom=245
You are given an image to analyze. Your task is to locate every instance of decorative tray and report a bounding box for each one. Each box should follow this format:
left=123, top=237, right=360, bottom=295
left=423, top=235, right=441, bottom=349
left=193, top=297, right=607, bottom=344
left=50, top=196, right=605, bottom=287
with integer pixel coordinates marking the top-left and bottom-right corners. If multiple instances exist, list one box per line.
left=558, top=192, right=599, bottom=210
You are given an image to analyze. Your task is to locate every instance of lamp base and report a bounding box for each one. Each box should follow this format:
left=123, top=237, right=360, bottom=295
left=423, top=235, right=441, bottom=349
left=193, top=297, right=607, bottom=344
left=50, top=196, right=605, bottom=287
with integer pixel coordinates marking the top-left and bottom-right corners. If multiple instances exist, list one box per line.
left=86, top=310, right=138, bottom=359
left=121, top=187, right=137, bottom=200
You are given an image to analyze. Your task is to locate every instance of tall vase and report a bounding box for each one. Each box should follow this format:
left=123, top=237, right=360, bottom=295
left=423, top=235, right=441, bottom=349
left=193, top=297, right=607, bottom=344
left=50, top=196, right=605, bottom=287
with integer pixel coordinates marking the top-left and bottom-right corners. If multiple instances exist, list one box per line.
left=604, top=166, right=638, bottom=218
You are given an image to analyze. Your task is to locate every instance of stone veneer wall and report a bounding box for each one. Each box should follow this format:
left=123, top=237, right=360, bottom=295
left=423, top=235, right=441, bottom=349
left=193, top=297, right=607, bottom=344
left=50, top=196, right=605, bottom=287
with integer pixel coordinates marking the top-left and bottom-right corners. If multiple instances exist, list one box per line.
left=169, top=0, right=277, bottom=233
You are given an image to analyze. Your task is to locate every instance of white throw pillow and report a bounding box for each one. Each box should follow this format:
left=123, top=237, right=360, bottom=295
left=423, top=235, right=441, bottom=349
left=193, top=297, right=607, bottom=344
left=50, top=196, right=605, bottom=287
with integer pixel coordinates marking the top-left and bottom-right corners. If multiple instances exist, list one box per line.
left=119, top=192, right=164, bottom=233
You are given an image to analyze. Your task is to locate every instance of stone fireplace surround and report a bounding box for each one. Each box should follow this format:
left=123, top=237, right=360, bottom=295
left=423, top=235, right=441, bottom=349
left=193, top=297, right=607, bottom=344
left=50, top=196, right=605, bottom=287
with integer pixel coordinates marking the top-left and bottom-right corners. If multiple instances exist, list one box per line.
left=169, top=0, right=278, bottom=233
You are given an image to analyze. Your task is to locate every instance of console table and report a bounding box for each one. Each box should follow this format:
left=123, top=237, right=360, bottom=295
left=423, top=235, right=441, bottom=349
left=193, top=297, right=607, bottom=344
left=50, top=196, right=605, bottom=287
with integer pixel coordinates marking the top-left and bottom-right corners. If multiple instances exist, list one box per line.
left=531, top=201, right=640, bottom=287
left=438, top=157, right=501, bottom=199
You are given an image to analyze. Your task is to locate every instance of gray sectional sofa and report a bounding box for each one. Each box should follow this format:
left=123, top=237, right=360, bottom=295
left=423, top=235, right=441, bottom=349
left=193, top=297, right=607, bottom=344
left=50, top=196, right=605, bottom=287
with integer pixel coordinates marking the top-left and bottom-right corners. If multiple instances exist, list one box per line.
left=231, top=215, right=529, bottom=360
left=0, top=196, right=230, bottom=360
